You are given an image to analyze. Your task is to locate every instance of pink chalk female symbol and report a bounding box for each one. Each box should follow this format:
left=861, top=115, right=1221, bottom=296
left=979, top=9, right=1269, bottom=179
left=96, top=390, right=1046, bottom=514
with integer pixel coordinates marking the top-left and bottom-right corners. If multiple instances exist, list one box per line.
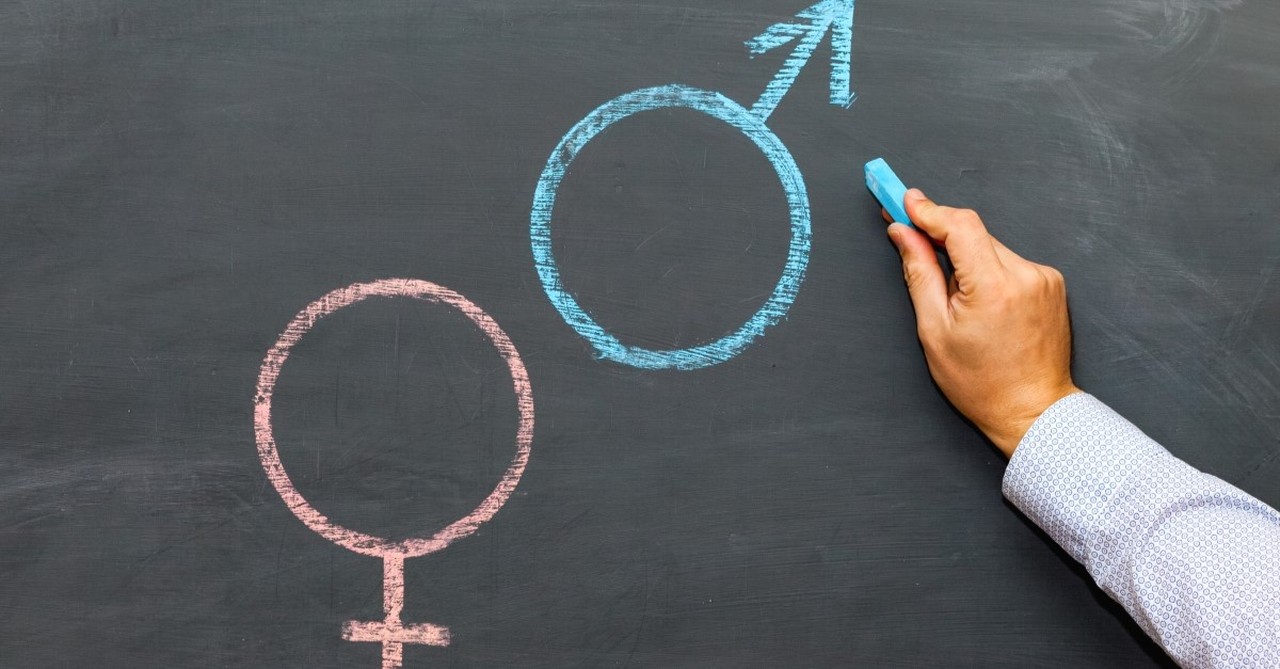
left=253, top=278, right=534, bottom=669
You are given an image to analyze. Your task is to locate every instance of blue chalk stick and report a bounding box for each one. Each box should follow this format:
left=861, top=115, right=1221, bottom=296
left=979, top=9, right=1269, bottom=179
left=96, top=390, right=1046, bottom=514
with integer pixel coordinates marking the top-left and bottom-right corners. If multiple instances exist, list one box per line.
left=864, top=157, right=912, bottom=227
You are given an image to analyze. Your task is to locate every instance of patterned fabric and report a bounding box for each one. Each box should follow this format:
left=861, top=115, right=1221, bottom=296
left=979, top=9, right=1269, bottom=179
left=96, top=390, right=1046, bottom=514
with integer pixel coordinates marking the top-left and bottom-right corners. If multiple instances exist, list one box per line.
left=1003, top=393, right=1280, bottom=668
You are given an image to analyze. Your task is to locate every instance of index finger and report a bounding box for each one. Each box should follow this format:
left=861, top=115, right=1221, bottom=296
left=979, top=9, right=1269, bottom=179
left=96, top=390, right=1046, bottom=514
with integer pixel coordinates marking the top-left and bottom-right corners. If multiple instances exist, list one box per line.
left=903, top=189, right=1003, bottom=288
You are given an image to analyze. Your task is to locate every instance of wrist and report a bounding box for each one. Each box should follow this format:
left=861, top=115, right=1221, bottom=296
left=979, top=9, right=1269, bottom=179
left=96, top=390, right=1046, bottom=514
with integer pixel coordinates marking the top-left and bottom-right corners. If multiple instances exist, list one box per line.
left=984, top=383, right=1082, bottom=459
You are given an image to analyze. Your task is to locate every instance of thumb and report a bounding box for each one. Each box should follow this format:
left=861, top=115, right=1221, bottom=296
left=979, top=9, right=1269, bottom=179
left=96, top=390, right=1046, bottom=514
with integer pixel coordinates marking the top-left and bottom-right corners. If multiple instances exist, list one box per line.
left=888, top=223, right=948, bottom=327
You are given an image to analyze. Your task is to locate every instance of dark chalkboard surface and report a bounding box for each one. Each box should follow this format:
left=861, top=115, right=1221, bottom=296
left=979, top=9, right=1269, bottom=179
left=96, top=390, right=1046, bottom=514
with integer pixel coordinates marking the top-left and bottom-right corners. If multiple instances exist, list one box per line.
left=3, top=0, right=1278, bottom=666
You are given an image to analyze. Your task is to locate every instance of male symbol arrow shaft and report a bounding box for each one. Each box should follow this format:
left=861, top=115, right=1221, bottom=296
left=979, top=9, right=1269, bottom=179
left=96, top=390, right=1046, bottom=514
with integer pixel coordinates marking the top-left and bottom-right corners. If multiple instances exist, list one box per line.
left=746, top=0, right=855, bottom=121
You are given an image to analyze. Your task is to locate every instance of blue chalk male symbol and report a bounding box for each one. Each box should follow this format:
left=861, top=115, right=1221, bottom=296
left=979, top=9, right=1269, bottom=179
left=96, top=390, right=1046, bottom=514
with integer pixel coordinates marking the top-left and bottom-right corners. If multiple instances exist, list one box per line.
left=530, top=0, right=857, bottom=370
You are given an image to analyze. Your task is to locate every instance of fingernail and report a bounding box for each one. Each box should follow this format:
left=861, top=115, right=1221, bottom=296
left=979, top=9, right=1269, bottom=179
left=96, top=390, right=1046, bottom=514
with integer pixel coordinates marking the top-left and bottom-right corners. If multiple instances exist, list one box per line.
left=887, top=225, right=904, bottom=251
left=905, top=188, right=925, bottom=202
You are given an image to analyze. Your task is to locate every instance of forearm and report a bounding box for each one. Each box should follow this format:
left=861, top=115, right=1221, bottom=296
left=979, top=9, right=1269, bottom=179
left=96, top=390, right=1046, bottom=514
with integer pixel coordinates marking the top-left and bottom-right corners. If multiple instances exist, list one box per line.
left=1003, top=393, right=1280, bottom=667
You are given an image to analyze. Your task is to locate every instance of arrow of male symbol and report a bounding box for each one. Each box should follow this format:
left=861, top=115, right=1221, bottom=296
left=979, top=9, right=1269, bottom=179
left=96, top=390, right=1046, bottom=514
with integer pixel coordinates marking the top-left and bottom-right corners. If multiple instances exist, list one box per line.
left=745, top=0, right=856, bottom=121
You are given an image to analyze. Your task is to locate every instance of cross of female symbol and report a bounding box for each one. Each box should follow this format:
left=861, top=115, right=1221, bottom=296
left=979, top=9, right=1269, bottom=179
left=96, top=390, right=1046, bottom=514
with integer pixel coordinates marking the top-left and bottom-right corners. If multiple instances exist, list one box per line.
left=253, top=278, right=534, bottom=669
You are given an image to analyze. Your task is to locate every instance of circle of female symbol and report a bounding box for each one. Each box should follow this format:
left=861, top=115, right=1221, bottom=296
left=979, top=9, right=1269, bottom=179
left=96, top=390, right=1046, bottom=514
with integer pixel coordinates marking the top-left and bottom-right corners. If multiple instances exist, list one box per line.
left=253, top=278, right=534, bottom=669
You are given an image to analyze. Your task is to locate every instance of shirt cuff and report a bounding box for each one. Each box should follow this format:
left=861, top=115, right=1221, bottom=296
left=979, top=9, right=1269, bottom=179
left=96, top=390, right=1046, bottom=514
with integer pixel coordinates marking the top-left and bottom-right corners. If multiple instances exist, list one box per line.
left=1001, top=392, right=1172, bottom=564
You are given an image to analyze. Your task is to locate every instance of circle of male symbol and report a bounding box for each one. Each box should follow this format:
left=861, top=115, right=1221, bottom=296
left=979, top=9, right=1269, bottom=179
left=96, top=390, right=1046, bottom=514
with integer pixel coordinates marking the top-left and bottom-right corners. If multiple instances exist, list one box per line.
left=253, top=278, right=534, bottom=669
left=531, top=84, right=812, bottom=371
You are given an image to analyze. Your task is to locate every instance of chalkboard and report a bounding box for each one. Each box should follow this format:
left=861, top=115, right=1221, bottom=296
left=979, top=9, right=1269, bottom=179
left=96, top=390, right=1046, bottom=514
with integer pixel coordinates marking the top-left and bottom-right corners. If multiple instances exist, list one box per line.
left=3, top=1, right=1278, bottom=667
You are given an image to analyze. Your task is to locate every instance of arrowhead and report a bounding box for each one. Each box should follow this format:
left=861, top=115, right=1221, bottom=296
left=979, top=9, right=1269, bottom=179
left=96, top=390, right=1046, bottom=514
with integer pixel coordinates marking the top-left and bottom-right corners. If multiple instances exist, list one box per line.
left=745, top=0, right=856, bottom=117
left=800, top=0, right=855, bottom=24
left=746, top=0, right=853, bottom=56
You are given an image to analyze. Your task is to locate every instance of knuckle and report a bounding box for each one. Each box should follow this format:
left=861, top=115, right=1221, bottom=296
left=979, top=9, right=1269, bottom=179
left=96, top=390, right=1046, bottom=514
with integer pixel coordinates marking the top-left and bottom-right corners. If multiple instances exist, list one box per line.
left=904, top=269, right=928, bottom=293
left=1020, top=262, right=1047, bottom=284
left=954, top=209, right=985, bottom=231
left=1035, top=265, right=1067, bottom=293
left=901, top=262, right=915, bottom=286
left=953, top=212, right=987, bottom=241
left=901, top=258, right=927, bottom=289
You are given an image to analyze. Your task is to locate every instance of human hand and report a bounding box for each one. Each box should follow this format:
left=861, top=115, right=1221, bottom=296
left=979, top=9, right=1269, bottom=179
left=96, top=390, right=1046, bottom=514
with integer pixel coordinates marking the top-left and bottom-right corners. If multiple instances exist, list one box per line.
left=885, top=190, right=1079, bottom=458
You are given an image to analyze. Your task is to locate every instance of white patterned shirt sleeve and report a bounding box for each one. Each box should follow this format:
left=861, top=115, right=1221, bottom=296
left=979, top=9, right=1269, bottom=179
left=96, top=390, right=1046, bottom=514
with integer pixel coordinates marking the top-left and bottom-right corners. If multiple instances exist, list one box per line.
left=1002, top=392, right=1280, bottom=668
